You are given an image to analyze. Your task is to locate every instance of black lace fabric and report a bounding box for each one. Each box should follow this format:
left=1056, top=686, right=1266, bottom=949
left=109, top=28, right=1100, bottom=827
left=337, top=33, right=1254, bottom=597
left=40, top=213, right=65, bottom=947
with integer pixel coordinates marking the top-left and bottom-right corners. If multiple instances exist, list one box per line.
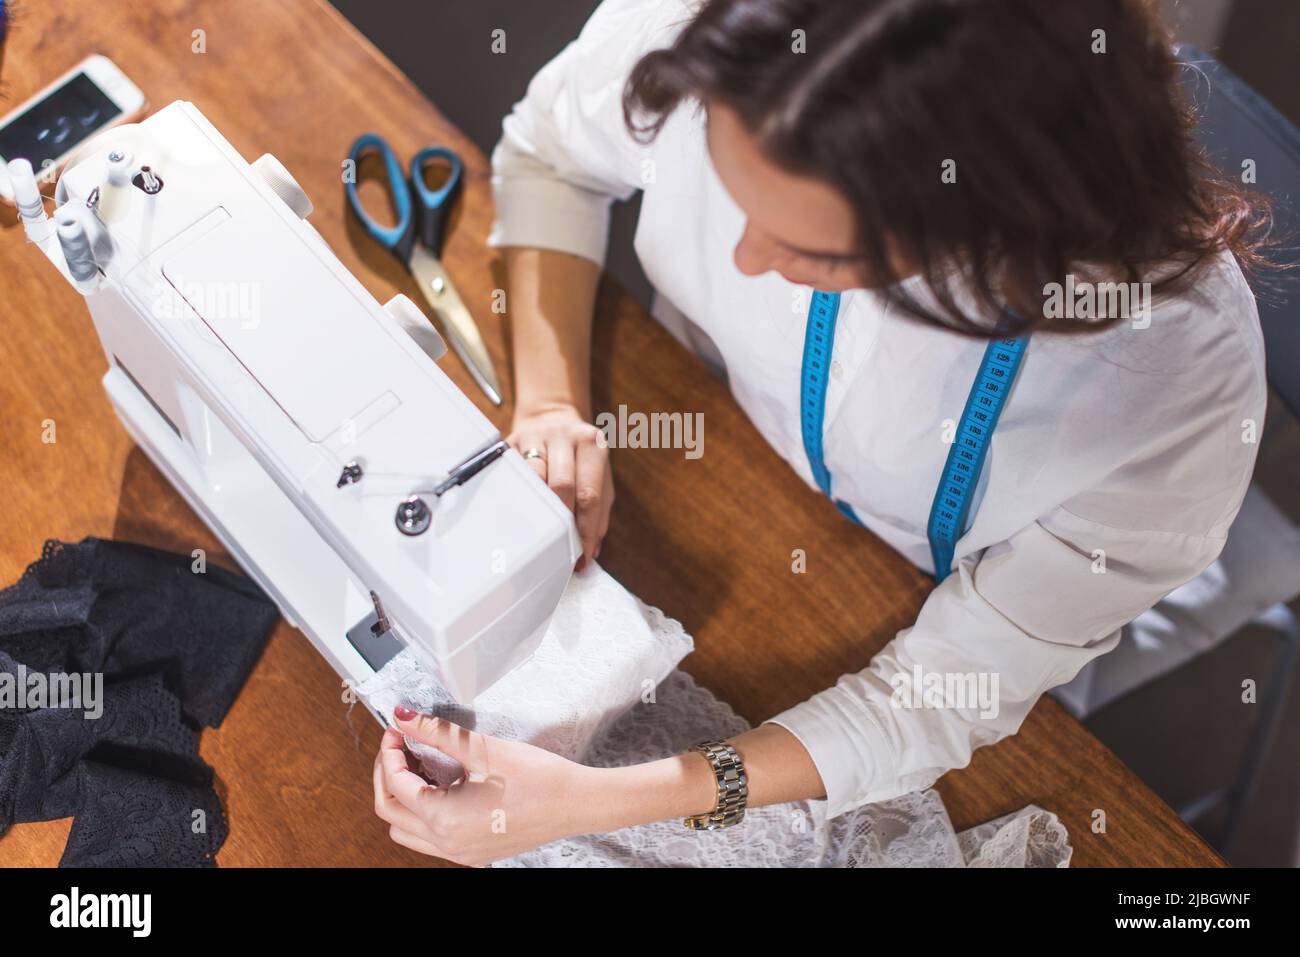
left=0, top=538, right=278, bottom=866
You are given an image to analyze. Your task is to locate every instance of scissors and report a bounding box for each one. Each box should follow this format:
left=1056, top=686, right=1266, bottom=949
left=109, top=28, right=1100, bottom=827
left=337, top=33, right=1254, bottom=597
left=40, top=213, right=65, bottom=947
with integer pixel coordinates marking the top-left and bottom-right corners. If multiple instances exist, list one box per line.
left=345, top=133, right=502, bottom=405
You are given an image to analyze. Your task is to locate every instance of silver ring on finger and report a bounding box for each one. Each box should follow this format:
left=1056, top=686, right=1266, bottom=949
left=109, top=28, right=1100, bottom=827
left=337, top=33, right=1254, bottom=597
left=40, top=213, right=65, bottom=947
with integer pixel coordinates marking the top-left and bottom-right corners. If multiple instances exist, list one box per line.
left=522, top=447, right=546, bottom=463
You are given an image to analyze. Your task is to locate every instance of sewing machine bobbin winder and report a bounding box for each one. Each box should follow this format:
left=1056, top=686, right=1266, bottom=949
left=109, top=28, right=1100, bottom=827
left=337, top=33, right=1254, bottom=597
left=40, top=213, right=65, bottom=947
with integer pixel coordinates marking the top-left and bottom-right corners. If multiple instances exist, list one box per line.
left=11, top=101, right=580, bottom=709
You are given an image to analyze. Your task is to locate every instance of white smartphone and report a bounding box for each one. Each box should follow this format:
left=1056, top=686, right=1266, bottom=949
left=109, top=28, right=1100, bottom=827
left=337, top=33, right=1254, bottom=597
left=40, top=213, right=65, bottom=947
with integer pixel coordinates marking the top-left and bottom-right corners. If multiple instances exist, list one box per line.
left=0, top=54, right=146, bottom=204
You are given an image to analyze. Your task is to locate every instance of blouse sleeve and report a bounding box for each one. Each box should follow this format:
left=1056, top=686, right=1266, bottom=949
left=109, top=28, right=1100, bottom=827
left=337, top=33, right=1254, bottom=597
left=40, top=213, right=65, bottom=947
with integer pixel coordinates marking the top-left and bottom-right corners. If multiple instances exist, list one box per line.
left=765, top=508, right=1240, bottom=819
left=488, top=0, right=692, bottom=266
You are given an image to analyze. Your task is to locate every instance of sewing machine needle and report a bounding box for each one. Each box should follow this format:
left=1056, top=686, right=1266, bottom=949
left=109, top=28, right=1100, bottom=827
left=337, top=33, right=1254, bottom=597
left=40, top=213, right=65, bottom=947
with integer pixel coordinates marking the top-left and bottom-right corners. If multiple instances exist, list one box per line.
left=408, top=247, right=503, bottom=406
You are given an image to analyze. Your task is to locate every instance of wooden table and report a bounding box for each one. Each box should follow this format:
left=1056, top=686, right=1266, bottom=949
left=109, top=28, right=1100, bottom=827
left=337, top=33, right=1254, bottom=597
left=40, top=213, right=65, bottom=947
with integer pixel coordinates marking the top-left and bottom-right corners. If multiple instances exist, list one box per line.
left=0, top=0, right=1220, bottom=867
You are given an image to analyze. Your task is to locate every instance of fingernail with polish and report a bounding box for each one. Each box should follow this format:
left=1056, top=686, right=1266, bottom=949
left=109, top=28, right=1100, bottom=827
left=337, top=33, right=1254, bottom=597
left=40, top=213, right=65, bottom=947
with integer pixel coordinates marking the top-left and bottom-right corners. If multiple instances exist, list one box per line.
left=393, top=705, right=417, bottom=721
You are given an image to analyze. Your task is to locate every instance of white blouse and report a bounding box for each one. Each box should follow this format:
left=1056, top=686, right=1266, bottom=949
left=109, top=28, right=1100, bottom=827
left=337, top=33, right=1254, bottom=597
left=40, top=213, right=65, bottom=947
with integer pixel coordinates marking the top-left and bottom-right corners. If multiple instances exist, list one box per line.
left=488, top=0, right=1267, bottom=818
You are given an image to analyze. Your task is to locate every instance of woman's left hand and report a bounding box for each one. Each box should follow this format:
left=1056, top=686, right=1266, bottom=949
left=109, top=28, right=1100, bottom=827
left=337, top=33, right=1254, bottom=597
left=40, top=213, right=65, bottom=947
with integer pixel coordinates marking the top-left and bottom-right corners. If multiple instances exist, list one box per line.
left=373, top=707, right=598, bottom=866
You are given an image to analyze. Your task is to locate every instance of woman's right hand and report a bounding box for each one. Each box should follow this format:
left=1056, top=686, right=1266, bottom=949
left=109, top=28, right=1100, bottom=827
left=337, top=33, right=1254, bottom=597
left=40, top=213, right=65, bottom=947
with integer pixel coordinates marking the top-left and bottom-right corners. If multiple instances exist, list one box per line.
left=508, top=402, right=613, bottom=570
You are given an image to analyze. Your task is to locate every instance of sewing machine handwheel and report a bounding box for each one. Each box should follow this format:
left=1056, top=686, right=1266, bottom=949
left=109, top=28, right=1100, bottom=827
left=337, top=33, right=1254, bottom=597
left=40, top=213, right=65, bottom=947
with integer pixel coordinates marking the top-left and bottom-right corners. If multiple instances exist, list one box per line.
left=253, top=153, right=312, bottom=219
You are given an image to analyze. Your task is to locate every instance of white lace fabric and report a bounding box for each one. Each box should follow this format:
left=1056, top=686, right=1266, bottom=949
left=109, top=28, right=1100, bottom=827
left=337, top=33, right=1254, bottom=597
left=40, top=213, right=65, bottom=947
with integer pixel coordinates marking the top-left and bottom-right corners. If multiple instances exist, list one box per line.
left=358, top=565, right=1072, bottom=868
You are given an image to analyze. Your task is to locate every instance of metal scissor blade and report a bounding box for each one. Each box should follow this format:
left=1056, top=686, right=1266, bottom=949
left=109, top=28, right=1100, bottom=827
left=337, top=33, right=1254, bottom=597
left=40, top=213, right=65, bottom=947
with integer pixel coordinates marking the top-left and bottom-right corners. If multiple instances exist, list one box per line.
left=408, top=247, right=503, bottom=406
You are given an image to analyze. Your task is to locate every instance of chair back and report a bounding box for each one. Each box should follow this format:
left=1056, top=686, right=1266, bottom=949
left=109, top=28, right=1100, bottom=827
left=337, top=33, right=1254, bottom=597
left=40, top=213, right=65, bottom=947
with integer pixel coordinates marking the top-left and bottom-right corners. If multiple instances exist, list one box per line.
left=1175, top=43, right=1300, bottom=418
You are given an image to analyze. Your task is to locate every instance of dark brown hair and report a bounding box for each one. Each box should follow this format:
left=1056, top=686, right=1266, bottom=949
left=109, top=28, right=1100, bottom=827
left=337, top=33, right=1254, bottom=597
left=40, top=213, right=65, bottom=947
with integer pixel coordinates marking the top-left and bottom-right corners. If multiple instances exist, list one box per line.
left=624, top=0, right=1275, bottom=336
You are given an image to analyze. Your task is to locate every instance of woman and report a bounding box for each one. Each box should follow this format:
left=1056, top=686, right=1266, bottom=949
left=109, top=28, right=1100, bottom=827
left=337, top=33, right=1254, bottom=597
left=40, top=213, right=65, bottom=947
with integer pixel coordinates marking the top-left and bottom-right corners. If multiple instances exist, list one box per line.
left=374, top=0, right=1269, bottom=864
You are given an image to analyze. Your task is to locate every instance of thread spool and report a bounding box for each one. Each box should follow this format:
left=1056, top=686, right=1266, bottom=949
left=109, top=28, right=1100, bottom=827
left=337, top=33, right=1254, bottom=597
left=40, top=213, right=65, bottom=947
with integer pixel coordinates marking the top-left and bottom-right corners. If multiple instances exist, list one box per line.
left=55, top=210, right=99, bottom=286
left=7, top=158, right=47, bottom=223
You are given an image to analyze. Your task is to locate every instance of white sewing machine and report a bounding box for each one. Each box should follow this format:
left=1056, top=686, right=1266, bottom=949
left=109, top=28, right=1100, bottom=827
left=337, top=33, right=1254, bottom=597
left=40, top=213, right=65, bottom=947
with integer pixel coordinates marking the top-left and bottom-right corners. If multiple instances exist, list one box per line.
left=11, top=101, right=579, bottom=707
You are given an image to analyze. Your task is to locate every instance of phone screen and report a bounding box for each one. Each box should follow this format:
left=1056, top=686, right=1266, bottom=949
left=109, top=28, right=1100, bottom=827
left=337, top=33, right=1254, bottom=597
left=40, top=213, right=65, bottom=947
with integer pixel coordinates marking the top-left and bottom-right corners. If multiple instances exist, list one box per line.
left=0, top=72, right=122, bottom=170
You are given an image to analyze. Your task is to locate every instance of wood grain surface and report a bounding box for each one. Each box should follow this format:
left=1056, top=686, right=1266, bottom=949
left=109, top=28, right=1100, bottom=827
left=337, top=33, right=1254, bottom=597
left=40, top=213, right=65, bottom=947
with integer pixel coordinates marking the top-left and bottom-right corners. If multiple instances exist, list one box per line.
left=0, top=0, right=1220, bottom=867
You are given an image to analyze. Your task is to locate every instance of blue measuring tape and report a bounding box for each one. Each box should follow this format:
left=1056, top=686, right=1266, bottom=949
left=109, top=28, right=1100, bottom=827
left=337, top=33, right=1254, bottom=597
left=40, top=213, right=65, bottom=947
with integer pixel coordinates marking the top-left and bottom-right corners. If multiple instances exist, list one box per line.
left=799, top=290, right=1028, bottom=583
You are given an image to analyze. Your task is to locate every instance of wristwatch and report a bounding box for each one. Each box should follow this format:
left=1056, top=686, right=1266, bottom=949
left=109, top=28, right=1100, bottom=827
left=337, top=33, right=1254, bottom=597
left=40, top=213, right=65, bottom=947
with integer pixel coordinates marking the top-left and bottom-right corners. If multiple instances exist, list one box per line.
left=683, top=741, right=748, bottom=830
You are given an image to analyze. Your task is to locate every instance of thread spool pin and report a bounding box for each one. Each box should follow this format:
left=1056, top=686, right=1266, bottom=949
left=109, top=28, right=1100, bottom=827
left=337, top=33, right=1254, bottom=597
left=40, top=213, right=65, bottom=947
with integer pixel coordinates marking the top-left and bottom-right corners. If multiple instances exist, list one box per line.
left=136, top=165, right=163, bottom=195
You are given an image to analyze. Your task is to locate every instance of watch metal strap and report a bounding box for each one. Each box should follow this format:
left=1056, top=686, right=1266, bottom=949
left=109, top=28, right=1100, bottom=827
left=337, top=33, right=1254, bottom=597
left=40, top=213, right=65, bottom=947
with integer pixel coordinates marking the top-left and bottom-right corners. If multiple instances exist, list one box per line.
left=684, top=741, right=748, bottom=830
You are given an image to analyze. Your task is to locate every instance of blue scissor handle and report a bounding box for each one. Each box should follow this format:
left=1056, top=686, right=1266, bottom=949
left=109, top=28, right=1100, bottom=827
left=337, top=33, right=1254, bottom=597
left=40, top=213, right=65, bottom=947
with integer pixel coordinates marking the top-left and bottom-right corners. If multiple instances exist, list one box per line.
left=410, top=146, right=462, bottom=259
left=345, top=133, right=417, bottom=263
